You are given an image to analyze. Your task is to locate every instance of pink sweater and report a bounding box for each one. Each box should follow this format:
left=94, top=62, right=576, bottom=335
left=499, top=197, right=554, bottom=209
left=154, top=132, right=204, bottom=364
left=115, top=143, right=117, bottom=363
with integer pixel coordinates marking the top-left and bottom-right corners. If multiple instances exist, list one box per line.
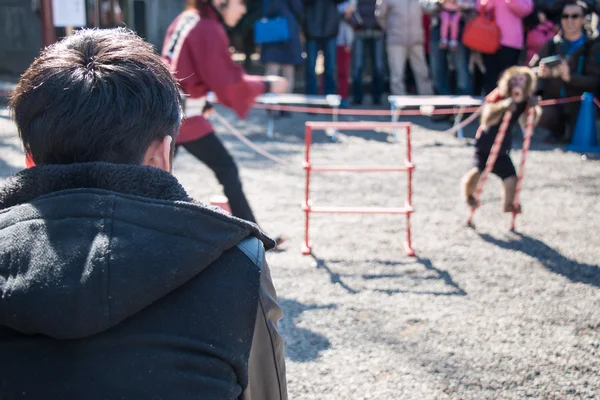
left=476, top=0, right=533, bottom=50
left=525, top=21, right=555, bottom=65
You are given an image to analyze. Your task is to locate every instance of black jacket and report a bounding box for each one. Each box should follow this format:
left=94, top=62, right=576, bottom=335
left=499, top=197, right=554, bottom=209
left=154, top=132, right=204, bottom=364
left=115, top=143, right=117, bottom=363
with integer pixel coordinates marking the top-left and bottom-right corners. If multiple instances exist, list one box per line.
left=303, top=0, right=343, bottom=39
left=0, top=162, right=287, bottom=400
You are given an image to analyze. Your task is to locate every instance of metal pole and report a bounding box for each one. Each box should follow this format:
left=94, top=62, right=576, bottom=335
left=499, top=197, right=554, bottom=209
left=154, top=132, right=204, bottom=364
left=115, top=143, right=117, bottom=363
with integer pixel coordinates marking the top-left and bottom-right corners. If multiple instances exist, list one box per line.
left=40, top=0, right=56, bottom=47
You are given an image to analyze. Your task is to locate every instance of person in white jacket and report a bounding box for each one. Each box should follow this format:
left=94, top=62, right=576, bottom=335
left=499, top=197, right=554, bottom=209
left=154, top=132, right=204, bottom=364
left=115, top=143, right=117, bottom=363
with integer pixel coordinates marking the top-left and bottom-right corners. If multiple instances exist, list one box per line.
left=375, top=0, right=434, bottom=95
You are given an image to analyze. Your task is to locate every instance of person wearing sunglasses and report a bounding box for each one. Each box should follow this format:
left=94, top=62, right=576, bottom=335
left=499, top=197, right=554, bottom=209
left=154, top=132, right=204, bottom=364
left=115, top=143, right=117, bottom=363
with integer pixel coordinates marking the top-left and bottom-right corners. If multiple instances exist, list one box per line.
left=529, top=0, right=600, bottom=144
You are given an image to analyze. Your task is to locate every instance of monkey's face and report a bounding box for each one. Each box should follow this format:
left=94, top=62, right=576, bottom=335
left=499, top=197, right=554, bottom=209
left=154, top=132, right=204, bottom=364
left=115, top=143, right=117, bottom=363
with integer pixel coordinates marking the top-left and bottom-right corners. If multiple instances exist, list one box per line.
left=509, top=74, right=528, bottom=103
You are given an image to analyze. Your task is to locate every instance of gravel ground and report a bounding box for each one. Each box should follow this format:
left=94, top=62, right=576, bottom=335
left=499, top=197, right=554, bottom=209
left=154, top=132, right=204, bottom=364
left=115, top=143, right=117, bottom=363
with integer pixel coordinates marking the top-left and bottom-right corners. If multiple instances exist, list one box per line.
left=1, top=103, right=599, bottom=399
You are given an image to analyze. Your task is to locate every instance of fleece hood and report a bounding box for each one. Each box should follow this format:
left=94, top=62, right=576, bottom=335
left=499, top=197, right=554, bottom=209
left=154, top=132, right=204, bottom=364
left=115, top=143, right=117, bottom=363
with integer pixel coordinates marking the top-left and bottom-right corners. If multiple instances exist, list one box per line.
left=0, top=162, right=274, bottom=340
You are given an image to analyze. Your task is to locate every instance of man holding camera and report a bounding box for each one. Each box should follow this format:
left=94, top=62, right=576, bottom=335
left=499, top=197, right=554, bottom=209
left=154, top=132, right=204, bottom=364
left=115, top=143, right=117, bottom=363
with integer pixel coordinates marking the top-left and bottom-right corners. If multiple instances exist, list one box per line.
left=529, top=0, right=600, bottom=144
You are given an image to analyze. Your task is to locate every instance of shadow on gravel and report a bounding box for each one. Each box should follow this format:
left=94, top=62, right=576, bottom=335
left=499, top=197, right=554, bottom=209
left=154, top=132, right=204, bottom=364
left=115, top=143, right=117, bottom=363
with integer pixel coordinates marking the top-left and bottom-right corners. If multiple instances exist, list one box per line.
left=279, top=298, right=334, bottom=362
left=310, top=254, right=467, bottom=296
left=478, top=232, right=600, bottom=288
left=310, top=255, right=359, bottom=294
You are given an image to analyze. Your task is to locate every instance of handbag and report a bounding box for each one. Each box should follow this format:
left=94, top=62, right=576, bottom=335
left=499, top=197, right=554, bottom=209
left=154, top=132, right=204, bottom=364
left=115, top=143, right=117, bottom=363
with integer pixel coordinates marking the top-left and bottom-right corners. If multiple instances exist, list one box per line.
left=461, top=10, right=501, bottom=54
left=254, top=17, right=290, bottom=44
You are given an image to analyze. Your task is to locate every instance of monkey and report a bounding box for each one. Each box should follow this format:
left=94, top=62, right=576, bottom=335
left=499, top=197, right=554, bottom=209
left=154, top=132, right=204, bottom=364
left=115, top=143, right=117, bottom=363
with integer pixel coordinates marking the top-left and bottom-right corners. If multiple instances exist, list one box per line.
left=461, top=66, right=542, bottom=215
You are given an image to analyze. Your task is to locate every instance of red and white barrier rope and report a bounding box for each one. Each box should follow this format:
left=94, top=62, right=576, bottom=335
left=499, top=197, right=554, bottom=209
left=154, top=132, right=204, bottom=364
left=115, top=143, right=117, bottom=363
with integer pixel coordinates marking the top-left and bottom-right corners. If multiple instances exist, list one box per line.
left=209, top=95, right=589, bottom=166
left=218, top=95, right=584, bottom=117
left=212, top=110, right=291, bottom=165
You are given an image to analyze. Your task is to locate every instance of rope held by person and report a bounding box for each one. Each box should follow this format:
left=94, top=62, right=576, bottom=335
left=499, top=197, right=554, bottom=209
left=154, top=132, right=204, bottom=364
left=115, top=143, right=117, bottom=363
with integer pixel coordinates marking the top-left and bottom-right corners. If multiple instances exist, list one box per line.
left=212, top=109, right=290, bottom=165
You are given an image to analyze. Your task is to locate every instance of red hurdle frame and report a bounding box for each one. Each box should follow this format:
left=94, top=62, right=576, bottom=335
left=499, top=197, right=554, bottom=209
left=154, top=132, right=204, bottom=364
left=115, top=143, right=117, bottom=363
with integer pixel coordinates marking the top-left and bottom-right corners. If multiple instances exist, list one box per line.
left=302, top=121, right=415, bottom=256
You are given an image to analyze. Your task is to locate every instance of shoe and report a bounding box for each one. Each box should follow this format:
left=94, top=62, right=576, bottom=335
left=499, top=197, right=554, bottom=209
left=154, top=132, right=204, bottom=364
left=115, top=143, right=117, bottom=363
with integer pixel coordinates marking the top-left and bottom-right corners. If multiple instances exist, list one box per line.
left=439, top=38, right=448, bottom=49
left=340, top=99, right=350, bottom=108
left=449, top=40, right=458, bottom=51
left=273, top=235, right=287, bottom=250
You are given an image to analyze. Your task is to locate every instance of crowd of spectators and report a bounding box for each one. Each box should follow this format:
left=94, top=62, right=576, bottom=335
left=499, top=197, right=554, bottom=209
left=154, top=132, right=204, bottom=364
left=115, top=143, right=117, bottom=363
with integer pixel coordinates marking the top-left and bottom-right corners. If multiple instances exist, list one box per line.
left=256, top=0, right=600, bottom=141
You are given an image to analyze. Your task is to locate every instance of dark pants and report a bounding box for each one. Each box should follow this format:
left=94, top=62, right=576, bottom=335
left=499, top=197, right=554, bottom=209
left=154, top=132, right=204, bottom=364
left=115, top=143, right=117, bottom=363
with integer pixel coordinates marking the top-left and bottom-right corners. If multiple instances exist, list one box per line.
left=429, top=24, right=472, bottom=95
left=176, top=133, right=257, bottom=223
left=538, top=103, right=581, bottom=142
left=352, top=36, right=385, bottom=104
left=306, top=38, right=337, bottom=95
left=482, top=46, right=521, bottom=95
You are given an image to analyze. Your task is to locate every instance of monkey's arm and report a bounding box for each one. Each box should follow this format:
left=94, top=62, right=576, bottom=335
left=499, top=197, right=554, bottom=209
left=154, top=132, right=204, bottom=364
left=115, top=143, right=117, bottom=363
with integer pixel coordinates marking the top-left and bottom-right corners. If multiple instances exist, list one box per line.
left=480, top=98, right=514, bottom=130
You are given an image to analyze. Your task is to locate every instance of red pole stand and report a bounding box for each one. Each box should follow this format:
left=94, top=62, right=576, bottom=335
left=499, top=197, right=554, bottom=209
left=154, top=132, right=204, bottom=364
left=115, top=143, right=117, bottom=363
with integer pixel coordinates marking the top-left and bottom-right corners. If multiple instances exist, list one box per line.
left=302, top=121, right=415, bottom=257
left=40, top=0, right=56, bottom=47
left=510, top=107, right=536, bottom=231
left=405, top=124, right=415, bottom=256
left=467, top=110, right=513, bottom=228
left=302, top=124, right=312, bottom=255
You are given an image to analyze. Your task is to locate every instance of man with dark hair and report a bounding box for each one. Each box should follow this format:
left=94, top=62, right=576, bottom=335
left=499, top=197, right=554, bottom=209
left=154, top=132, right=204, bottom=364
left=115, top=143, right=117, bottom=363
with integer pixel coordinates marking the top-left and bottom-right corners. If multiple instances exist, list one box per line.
left=1, top=28, right=287, bottom=400
left=530, top=0, right=600, bottom=143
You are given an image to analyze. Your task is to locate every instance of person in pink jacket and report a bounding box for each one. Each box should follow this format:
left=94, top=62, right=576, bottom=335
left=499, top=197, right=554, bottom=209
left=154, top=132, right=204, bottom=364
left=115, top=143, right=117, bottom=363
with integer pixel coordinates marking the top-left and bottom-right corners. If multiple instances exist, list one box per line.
left=524, top=10, right=556, bottom=65
left=477, top=0, right=534, bottom=94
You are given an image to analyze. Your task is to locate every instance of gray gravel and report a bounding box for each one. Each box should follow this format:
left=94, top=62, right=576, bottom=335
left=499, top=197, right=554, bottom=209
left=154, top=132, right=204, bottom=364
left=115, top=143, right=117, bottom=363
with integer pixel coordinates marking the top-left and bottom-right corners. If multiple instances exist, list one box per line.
left=1, top=103, right=599, bottom=399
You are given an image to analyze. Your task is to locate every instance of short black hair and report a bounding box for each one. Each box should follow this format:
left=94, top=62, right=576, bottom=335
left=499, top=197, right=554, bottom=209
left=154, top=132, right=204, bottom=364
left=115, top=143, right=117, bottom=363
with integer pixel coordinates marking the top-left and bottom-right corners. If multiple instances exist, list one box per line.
left=558, top=0, right=591, bottom=14
left=9, top=28, right=183, bottom=165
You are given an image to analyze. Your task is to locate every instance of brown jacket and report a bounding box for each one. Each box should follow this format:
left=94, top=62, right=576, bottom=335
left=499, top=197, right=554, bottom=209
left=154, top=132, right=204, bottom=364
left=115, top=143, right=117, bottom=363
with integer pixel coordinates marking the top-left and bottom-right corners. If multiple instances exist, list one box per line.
left=529, top=34, right=600, bottom=99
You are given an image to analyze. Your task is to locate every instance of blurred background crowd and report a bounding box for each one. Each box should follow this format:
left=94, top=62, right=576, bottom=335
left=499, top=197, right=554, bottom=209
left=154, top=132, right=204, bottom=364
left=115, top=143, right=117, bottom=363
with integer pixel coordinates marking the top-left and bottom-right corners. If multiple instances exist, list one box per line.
left=1, top=0, right=599, bottom=143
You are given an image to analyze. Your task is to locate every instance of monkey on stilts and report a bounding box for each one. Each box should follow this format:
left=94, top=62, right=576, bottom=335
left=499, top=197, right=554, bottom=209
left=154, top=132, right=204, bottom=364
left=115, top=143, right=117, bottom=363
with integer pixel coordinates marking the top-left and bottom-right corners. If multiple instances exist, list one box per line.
left=461, top=66, right=542, bottom=214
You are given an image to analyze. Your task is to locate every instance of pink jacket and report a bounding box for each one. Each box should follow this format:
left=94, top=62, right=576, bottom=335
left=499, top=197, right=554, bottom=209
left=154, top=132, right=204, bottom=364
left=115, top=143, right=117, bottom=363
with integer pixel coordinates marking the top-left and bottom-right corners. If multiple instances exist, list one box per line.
left=525, top=21, right=555, bottom=65
left=476, top=0, right=533, bottom=50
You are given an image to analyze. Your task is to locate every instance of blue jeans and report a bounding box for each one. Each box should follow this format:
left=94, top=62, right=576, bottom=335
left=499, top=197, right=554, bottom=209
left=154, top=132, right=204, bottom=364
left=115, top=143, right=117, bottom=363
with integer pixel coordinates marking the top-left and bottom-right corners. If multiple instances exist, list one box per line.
left=352, top=36, right=385, bottom=104
left=305, top=38, right=337, bottom=95
left=429, top=25, right=472, bottom=95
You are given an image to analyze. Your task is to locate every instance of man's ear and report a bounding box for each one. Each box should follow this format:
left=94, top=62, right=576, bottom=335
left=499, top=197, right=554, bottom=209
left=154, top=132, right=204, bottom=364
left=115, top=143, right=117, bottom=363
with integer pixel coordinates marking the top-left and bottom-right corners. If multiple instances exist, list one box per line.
left=142, top=136, right=173, bottom=172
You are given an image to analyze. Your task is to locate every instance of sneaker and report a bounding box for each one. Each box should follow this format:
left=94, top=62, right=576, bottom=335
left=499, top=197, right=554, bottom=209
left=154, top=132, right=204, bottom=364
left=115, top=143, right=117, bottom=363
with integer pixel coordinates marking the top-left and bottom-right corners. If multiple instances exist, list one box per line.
left=273, top=235, right=287, bottom=251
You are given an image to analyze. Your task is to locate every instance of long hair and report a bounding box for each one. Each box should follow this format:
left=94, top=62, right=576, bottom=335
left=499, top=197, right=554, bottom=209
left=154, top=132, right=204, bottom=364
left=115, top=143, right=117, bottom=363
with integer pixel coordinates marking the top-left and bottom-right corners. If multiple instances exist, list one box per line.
left=185, top=0, right=212, bottom=16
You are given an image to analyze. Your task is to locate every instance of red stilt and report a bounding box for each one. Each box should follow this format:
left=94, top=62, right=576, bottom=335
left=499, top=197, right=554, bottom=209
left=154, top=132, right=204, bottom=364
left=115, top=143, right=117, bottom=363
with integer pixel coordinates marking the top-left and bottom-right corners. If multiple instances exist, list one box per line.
left=510, top=107, right=536, bottom=231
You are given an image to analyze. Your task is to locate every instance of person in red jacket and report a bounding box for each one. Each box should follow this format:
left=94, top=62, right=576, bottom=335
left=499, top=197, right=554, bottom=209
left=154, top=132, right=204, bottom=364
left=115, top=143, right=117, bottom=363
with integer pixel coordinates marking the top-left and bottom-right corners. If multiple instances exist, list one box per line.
left=162, top=0, right=288, bottom=242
